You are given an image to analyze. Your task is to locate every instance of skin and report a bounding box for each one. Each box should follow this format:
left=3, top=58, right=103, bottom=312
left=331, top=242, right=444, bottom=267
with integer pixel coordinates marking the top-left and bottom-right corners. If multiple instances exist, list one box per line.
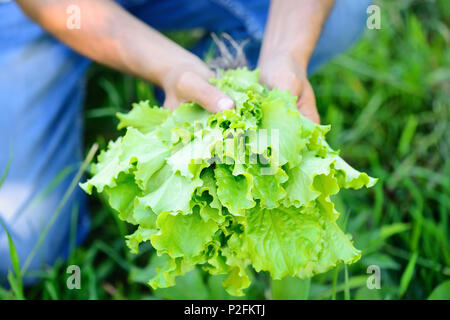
left=258, top=0, right=335, bottom=124
left=17, top=0, right=334, bottom=122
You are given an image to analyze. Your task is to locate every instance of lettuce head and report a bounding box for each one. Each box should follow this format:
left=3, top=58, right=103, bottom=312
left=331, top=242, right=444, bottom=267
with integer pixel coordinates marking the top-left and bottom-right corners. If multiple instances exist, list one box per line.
left=80, top=68, right=377, bottom=296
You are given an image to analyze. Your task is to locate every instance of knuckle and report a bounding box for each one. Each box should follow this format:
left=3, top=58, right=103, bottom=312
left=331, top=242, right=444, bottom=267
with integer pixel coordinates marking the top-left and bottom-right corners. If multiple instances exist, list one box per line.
left=175, top=71, right=196, bottom=94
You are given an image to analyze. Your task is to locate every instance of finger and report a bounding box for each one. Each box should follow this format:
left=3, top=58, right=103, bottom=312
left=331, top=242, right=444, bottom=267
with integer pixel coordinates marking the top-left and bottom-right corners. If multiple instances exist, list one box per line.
left=176, top=71, right=234, bottom=113
left=163, top=94, right=180, bottom=111
left=298, top=81, right=320, bottom=124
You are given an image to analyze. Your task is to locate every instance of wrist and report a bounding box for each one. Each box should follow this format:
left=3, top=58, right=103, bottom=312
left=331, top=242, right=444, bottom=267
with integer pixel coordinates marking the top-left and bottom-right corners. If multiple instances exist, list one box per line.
left=259, top=43, right=310, bottom=72
left=289, top=49, right=311, bottom=72
left=259, top=50, right=308, bottom=78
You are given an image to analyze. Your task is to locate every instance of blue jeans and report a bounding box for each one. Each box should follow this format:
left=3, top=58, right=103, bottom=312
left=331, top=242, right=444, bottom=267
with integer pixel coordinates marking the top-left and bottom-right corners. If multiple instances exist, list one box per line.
left=0, top=0, right=371, bottom=283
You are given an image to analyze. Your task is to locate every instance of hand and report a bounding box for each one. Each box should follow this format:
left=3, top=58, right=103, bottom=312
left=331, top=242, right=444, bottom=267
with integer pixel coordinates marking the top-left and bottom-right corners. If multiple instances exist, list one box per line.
left=258, top=55, right=320, bottom=124
left=161, top=59, right=234, bottom=113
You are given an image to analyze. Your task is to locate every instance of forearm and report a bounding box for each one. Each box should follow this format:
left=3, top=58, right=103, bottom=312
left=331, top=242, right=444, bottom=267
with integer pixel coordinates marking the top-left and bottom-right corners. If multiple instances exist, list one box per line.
left=259, top=0, right=335, bottom=70
left=16, top=0, right=206, bottom=87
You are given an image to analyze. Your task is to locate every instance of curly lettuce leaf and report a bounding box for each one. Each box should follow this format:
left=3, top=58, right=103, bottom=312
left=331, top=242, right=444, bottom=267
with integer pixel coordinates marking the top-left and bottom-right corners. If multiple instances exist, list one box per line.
left=79, top=138, right=131, bottom=194
left=244, top=205, right=360, bottom=279
left=138, top=164, right=202, bottom=215
left=117, top=101, right=170, bottom=133
left=215, top=165, right=255, bottom=216
left=152, top=209, right=218, bottom=262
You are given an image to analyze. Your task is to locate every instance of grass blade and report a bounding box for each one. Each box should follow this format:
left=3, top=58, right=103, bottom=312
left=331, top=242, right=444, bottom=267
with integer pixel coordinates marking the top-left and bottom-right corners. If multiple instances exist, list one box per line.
left=7, top=271, right=24, bottom=300
left=319, top=276, right=367, bottom=300
left=398, top=251, right=419, bottom=297
left=68, top=203, right=79, bottom=264
left=0, top=147, right=12, bottom=189
left=44, top=281, right=58, bottom=300
left=271, top=277, right=311, bottom=300
left=344, top=264, right=350, bottom=300
left=428, top=280, right=450, bottom=300
left=21, top=143, right=98, bottom=276
left=0, top=220, right=24, bottom=300
left=0, top=285, right=11, bottom=299
left=331, top=264, right=339, bottom=300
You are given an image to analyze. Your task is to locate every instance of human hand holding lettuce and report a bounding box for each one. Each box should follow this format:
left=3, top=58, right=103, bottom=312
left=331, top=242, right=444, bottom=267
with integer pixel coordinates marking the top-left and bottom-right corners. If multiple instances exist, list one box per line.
left=258, top=0, right=335, bottom=124
left=80, top=68, right=377, bottom=296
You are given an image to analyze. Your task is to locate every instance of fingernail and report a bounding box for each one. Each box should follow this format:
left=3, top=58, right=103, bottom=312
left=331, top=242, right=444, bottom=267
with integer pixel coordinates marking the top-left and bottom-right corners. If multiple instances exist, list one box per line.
left=217, top=97, right=234, bottom=111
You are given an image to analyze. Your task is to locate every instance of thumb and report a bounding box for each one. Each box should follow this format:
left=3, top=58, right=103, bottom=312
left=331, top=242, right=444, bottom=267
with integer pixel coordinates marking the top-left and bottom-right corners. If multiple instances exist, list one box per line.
left=162, top=93, right=180, bottom=111
left=297, top=81, right=320, bottom=124
left=176, top=71, right=234, bottom=113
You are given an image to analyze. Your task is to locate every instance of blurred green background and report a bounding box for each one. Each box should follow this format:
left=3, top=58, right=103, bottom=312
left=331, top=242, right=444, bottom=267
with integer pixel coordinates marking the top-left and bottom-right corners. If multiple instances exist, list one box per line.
left=1, top=0, right=449, bottom=300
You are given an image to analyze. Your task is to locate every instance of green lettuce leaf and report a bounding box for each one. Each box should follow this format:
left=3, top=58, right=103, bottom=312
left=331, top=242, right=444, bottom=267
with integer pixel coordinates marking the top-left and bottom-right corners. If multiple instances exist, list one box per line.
left=138, top=164, right=202, bottom=215
left=152, top=209, right=218, bottom=262
left=215, top=165, right=255, bottom=216
left=244, top=205, right=360, bottom=279
left=79, top=138, right=131, bottom=194
left=282, top=152, right=335, bottom=208
left=117, top=101, right=170, bottom=133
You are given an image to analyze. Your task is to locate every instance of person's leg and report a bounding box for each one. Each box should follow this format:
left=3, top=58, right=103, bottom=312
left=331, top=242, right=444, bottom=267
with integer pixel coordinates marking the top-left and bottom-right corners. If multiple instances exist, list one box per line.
left=308, top=0, right=373, bottom=74
left=0, top=2, right=90, bottom=284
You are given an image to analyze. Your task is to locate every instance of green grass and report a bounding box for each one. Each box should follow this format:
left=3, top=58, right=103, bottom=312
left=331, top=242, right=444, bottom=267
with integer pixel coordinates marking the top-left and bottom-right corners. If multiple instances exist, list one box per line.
left=1, top=0, right=448, bottom=300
